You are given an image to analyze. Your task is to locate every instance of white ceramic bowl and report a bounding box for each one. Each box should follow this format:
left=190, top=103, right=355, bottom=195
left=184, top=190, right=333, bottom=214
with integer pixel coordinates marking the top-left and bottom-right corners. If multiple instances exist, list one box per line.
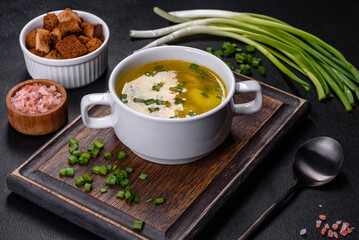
left=19, top=10, right=109, bottom=89
left=81, top=46, right=262, bottom=164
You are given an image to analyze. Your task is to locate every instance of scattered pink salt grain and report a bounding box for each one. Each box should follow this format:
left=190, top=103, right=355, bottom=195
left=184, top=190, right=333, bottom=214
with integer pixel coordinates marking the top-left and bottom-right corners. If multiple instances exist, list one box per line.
left=11, top=83, right=62, bottom=114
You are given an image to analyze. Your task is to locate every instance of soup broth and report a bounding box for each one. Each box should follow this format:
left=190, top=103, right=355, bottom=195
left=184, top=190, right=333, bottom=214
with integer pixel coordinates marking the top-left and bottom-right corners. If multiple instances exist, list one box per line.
left=116, top=60, right=227, bottom=118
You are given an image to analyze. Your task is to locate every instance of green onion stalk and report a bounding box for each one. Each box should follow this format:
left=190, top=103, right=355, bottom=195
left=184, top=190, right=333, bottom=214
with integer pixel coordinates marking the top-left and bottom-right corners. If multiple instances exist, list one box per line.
left=129, top=7, right=359, bottom=111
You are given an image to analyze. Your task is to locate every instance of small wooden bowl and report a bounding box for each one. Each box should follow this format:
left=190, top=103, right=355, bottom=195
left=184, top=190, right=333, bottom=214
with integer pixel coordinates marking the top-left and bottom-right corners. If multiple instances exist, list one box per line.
left=6, top=79, right=68, bottom=135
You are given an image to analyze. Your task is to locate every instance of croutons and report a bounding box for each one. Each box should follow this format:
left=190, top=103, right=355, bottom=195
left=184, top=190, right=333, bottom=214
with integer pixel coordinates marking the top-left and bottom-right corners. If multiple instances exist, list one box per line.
left=43, top=13, right=59, bottom=31
left=44, top=49, right=62, bottom=59
left=26, top=29, right=38, bottom=49
left=86, top=38, right=102, bottom=53
left=49, top=28, right=62, bottom=46
left=35, top=28, right=51, bottom=53
left=25, top=8, right=104, bottom=59
left=57, top=8, right=81, bottom=23
left=80, top=22, right=104, bottom=41
left=28, top=48, right=46, bottom=57
left=78, top=35, right=91, bottom=45
left=58, top=20, right=82, bottom=36
left=56, top=35, right=87, bottom=59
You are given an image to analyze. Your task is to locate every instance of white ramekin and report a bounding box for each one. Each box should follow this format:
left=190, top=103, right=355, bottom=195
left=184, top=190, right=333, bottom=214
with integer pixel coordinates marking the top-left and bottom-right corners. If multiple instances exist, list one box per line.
left=19, top=10, right=109, bottom=89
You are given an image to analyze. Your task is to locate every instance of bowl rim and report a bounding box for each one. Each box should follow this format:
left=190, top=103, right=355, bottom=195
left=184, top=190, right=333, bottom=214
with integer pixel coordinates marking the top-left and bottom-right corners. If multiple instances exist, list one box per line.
left=19, top=10, right=110, bottom=66
left=108, top=45, right=236, bottom=123
left=6, top=79, right=68, bottom=117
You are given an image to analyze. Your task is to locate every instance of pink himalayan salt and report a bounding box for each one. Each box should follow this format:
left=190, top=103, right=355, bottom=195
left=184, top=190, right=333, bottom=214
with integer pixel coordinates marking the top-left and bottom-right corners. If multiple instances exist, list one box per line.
left=11, top=83, right=62, bottom=114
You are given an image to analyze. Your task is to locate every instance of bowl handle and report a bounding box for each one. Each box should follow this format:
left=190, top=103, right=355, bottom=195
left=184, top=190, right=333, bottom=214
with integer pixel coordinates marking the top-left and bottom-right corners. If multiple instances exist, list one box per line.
left=81, top=93, right=114, bottom=129
left=232, top=80, right=262, bottom=115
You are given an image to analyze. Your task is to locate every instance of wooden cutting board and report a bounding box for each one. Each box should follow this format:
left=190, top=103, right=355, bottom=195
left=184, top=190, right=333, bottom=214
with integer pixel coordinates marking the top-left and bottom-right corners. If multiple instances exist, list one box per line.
left=6, top=73, right=310, bottom=240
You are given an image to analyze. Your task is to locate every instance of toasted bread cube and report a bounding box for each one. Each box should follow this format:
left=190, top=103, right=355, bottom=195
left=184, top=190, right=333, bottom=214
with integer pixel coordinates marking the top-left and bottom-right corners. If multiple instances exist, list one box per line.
left=56, top=35, right=87, bottom=59
left=43, top=13, right=59, bottom=31
left=80, top=22, right=104, bottom=41
left=57, top=8, right=81, bottom=23
left=58, top=19, right=82, bottom=37
left=25, top=29, right=38, bottom=49
left=49, top=28, right=62, bottom=46
left=44, top=49, right=62, bottom=59
left=86, top=38, right=102, bottom=53
left=28, top=48, right=46, bottom=57
left=78, top=35, right=91, bottom=45
left=35, top=28, right=51, bottom=53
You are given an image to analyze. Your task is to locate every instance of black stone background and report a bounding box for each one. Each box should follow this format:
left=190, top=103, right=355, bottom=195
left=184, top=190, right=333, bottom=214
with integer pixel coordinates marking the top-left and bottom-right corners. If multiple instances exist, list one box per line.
left=1, top=0, right=358, bottom=239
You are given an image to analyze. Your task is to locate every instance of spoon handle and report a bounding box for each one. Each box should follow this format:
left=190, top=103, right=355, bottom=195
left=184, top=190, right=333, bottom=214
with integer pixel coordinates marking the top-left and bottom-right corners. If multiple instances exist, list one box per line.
left=238, top=184, right=300, bottom=240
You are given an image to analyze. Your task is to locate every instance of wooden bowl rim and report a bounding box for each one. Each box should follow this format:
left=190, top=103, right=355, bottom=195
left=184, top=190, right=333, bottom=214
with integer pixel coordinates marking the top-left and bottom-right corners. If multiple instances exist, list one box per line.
left=6, top=79, right=68, bottom=117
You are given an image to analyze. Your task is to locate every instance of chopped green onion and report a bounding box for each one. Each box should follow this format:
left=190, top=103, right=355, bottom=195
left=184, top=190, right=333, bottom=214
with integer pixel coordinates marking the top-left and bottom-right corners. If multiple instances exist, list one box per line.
left=200, top=92, right=209, bottom=98
left=125, top=167, right=133, bottom=173
left=216, top=95, right=224, bottom=98
left=155, top=99, right=164, bottom=105
left=133, top=98, right=144, bottom=103
left=66, top=168, right=75, bottom=177
left=190, top=63, right=199, bottom=69
left=120, top=179, right=130, bottom=187
left=100, top=188, right=108, bottom=194
left=104, top=151, right=112, bottom=159
left=106, top=165, right=112, bottom=172
left=222, top=41, right=237, bottom=56
left=124, top=190, right=133, bottom=201
left=258, top=66, right=266, bottom=75
left=215, top=87, right=222, bottom=92
left=106, top=174, right=117, bottom=185
left=119, top=94, right=128, bottom=103
left=133, top=220, right=143, bottom=230
left=84, top=183, right=92, bottom=192
left=59, top=168, right=67, bottom=177
left=134, top=194, right=140, bottom=204
left=214, top=49, right=223, bottom=59
left=144, top=98, right=156, bottom=105
left=92, top=166, right=101, bottom=174
left=90, top=148, right=100, bottom=158
left=67, top=155, right=78, bottom=165
left=68, top=138, right=78, bottom=146
left=93, top=139, right=104, bottom=149
left=148, top=107, right=160, bottom=112
left=87, top=144, right=94, bottom=151
left=146, top=198, right=153, bottom=203
left=82, top=173, right=93, bottom=182
left=205, top=47, right=213, bottom=53
left=112, top=165, right=118, bottom=170
left=195, top=68, right=208, bottom=78
left=75, top=176, right=86, bottom=186
left=245, top=45, right=256, bottom=52
left=155, top=198, right=164, bottom=205
left=72, top=150, right=81, bottom=157
left=78, top=152, right=91, bottom=165
left=116, top=190, right=124, bottom=198
left=139, top=173, right=148, bottom=180
left=154, top=65, right=164, bottom=72
left=99, top=165, right=108, bottom=176
left=174, top=97, right=184, bottom=104
left=69, top=144, right=78, bottom=154
left=170, top=87, right=183, bottom=93
left=118, top=151, right=127, bottom=159
left=152, top=83, right=164, bottom=91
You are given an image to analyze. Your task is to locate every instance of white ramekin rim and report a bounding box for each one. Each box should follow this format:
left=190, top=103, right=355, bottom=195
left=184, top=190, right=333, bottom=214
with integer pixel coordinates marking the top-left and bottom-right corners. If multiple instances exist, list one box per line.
left=19, top=10, right=110, bottom=66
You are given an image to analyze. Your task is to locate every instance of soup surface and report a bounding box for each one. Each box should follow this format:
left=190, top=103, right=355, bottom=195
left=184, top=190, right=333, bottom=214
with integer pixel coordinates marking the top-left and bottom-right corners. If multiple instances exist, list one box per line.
left=116, top=60, right=227, bottom=118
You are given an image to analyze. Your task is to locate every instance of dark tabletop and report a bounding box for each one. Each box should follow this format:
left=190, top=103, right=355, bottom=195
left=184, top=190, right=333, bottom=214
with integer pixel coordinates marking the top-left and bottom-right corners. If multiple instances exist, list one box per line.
left=1, top=0, right=359, bottom=239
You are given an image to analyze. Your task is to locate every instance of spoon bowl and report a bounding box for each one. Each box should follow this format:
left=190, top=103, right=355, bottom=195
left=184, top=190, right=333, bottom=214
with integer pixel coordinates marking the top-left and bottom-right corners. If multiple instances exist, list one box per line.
left=293, top=136, right=344, bottom=187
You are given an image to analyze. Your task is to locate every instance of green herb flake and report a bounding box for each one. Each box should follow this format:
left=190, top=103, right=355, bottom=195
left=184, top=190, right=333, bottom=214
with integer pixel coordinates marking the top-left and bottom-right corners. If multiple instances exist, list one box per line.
left=188, top=111, right=197, bottom=117
left=174, top=97, right=185, bottom=104
left=133, top=98, right=144, bottom=103
left=152, top=83, right=164, bottom=91
left=258, top=66, right=266, bottom=75
left=148, top=107, right=160, bottom=113
left=144, top=98, right=156, bottom=105
left=170, top=87, right=183, bottom=93
left=200, top=92, right=209, bottom=98
left=190, top=63, right=199, bottom=70
left=216, top=95, right=224, bottom=98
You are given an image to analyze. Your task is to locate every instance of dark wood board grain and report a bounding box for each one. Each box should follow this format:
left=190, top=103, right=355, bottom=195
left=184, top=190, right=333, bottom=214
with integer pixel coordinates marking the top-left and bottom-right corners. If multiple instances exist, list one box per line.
left=6, top=73, right=310, bottom=240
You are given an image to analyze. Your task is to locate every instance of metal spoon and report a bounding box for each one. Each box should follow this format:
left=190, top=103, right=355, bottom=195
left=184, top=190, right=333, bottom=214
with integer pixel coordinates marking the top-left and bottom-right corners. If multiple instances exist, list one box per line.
left=238, top=136, right=344, bottom=240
